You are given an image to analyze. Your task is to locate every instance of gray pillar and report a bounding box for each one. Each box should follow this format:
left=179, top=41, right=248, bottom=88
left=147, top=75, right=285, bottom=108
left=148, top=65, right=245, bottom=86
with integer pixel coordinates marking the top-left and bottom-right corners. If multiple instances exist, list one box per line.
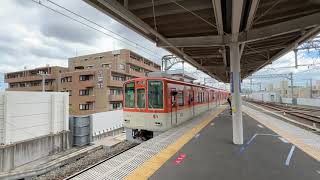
left=230, top=42, right=243, bottom=145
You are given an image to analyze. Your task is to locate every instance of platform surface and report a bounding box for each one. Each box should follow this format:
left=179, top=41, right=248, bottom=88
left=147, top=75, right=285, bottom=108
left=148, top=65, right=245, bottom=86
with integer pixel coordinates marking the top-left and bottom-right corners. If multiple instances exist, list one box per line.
left=150, top=106, right=320, bottom=180
left=70, top=105, right=320, bottom=180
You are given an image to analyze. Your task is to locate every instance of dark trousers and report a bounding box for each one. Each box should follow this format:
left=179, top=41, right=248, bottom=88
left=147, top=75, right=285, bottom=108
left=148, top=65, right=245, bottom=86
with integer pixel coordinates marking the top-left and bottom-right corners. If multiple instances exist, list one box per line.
left=227, top=99, right=231, bottom=109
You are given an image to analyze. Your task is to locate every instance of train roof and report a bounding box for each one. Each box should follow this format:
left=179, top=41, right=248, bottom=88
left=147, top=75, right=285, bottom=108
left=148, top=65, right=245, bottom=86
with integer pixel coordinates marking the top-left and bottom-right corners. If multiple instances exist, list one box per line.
left=124, top=77, right=228, bottom=92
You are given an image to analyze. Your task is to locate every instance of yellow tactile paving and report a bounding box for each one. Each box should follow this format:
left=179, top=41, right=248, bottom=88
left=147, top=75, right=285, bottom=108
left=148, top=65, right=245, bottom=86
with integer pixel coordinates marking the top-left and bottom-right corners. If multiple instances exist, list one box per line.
left=243, top=107, right=320, bottom=161
left=124, top=106, right=226, bottom=180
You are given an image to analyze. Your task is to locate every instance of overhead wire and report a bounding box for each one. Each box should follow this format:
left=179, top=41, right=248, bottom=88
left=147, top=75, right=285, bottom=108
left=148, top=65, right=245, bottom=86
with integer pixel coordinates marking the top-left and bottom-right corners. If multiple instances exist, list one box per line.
left=45, top=0, right=160, bottom=57
left=151, top=0, right=158, bottom=41
left=29, top=0, right=163, bottom=60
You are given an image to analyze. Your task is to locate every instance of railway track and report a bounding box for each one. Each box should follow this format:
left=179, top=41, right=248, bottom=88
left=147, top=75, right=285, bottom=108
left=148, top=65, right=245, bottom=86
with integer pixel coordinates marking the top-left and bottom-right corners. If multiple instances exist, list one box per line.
left=64, top=143, right=138, bottom=180
left=248, top=101, right=320, bottom=131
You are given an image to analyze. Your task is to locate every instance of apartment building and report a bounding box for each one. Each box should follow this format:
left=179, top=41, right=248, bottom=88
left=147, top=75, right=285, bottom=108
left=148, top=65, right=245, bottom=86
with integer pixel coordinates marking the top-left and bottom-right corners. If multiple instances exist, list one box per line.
left=5, top=66, right=69, bottom=91
left=5, top=49, right=161, bottom=115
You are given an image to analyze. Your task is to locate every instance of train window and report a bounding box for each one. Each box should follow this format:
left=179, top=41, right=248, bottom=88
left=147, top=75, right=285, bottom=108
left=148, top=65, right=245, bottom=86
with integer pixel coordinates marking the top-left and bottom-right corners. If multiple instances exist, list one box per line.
left=148, top=80, right=163, bottom=109
left=188, top=93, right=193, bottom=104
left=178, top=92, right=184, bottom=106
left=125, top=82, right=135, bottom=108
left=137, top=89, right=145, bottom=108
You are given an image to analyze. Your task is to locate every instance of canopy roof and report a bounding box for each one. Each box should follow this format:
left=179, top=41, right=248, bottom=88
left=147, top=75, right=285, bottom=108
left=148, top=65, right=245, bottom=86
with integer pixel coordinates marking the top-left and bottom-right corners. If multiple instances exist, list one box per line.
left=85, top=0, right=320, bottom=82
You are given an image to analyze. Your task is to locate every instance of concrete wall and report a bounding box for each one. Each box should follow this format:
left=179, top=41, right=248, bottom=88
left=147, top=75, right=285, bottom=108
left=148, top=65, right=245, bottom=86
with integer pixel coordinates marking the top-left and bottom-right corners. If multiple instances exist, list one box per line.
left=0, top=131, right=70, bottom=172
left=281, top=97, right=292, bottom=104
left=0, top=91, right=69, bottom=145
left=92, top=110, right=123, bottom=136
left=248, top=92, right=320, bottom=107
left=248, top=92, right=281, bottom=103
left=297, top=98, right=320, bottom=107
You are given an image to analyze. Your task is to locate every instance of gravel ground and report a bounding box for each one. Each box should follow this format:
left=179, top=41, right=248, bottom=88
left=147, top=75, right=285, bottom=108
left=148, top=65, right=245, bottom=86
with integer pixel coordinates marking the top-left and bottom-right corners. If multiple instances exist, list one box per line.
left=33, top=141, right=137, bottom=180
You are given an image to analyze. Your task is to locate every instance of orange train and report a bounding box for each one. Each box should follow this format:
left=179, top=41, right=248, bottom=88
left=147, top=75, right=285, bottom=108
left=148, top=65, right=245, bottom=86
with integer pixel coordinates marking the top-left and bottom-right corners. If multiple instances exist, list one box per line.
left=123, top=77, right=229, bottom=140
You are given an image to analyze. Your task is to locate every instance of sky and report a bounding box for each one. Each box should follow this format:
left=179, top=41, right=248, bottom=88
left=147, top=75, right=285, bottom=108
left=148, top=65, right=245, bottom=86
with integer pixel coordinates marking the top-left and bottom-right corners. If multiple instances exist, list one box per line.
left=0, top=0, right=319, bottom=91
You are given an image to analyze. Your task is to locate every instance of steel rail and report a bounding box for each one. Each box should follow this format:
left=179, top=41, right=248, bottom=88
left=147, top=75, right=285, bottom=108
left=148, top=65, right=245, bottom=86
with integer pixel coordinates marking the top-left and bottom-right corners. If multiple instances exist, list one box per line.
left=64, top=143, right=138, bottom=180
left=249, top=101, right=320, bottom=125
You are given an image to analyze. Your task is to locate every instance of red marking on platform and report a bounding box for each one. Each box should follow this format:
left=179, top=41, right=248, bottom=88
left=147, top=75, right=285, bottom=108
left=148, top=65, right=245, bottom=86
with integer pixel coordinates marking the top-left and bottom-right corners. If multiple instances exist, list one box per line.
left=174, top=153, right=187, bottom=165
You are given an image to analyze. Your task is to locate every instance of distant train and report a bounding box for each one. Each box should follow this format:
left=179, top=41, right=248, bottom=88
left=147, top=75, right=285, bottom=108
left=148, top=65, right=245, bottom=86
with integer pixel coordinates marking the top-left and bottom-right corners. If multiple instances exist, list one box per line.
left=123, top=77, right=229, bottom=140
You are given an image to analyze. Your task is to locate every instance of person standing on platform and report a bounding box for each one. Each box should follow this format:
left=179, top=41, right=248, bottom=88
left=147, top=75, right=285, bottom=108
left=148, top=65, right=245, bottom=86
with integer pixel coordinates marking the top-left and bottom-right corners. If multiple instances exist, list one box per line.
left=227, top=93, right=232, bottom=114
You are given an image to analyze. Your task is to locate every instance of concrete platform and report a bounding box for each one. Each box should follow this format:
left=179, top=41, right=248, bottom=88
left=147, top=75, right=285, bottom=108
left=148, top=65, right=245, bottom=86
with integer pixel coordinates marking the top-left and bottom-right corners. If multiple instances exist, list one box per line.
left=70, top=105, right=319, bottom=180
left=150, top=106, right=320, bottom=180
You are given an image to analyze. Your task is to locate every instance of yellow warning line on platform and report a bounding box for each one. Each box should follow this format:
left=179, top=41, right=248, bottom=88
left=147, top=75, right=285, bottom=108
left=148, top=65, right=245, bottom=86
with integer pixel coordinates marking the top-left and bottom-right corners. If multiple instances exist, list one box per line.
left=125, top=106, right=226, bottom=180
left=243, top=104, right=320, bottom=162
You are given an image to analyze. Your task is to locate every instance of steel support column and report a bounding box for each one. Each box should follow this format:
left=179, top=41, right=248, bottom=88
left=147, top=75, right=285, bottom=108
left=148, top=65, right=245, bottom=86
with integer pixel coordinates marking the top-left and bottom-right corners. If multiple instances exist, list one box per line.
left=230, top=42, right=243, bottom=145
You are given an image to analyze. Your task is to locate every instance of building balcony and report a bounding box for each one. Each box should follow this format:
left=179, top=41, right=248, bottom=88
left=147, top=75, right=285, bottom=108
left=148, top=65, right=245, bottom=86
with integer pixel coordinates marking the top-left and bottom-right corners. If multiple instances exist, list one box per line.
left=107, top=79, right=124, bottom=87
left=7, top=84, right=54, bottom=91
left=78, top=80, right=96, bottom=87
left=76, top=94, right=96, bottom=102
left=128, top=70, right=145, bottom=78
left=127, top=58, right=160, bottom=72
left=5, top=75, right=55, bottom=83
left=109, top=94, right=123, bottom=101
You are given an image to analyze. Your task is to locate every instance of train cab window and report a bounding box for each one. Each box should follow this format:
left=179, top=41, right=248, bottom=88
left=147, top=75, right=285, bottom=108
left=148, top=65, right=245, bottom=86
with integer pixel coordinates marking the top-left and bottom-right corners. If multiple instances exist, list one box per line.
left=177, top=92, right=184, bottom=106
left=125, top=82, right=135, bottom=108
left=137, top=89, right=145, bottom=108
left=148, top=80, right=163, bottom=109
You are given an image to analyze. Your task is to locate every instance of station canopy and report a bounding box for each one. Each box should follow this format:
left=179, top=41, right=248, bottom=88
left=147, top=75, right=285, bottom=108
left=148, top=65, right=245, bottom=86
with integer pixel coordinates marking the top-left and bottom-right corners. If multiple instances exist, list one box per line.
left=84, top=0, right=320, bottom=82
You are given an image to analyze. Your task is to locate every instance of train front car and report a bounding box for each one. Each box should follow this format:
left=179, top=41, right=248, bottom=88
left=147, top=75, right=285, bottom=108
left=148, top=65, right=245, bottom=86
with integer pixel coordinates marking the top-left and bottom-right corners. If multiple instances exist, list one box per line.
left=123, top=78, right=167, bottom=141
left=123, top=77, right=229, bottom=141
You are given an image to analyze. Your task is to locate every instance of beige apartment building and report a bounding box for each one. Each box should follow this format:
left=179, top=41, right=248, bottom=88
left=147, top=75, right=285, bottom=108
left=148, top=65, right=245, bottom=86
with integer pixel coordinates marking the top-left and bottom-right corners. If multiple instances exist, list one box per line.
left=5, top=49, right=161, bottom=115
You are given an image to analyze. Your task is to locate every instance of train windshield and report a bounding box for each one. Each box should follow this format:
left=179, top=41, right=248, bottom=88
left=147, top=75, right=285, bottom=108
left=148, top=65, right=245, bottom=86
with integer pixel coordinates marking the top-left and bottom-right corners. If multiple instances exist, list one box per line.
left=125, top=82, right=135, bottom=108
left=137, top=89, right=145, bottom=108
left=148, top=80, right=163, bottom=109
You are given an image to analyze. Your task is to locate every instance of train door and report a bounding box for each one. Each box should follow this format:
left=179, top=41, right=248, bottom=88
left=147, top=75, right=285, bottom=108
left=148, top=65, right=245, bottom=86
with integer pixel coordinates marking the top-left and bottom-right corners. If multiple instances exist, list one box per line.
left=170, top=89, right=178, bottom=126
left=189, top=90, right=195, bottom=116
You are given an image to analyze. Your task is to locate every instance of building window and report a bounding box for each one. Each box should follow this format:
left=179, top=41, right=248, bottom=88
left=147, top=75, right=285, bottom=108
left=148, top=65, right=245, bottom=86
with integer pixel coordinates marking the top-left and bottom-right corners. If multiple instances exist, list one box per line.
left=75, top=66, right=84, bottom=70
left=31, top=81, right=41, bottom=87
left=79, top=104, right=89, bottom=110
left=61, top=76, right=72, bottom=83
left=110, top=88, right=123, bottom=95
left=87, top=65, right=94, bottom=69
left=119, top=64, right=125, bottom=70
left=79, top=103, right=93, bottom=110
left=101, top=63, right=111, bottom=68
left=111, top=102, right=122, bottom=110
left=112, top=75, right=125, bottom=81
left=130, top=66, right=140, bottom=72
left=79, top=89, right=89, bottom=96
left=79, top=75, right=93, bottom=81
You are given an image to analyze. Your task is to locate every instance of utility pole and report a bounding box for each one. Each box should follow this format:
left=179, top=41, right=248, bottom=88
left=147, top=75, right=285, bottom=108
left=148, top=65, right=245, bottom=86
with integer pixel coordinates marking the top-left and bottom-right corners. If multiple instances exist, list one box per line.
left=311, top=78, right=313, bottom=99
left=259, top=82, right=262, bottom=92
left=289, top=72, right=294, bottom=103
left=38, top=72, right=49, bottom=92
left=294, top=48, right=298, bottom=69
